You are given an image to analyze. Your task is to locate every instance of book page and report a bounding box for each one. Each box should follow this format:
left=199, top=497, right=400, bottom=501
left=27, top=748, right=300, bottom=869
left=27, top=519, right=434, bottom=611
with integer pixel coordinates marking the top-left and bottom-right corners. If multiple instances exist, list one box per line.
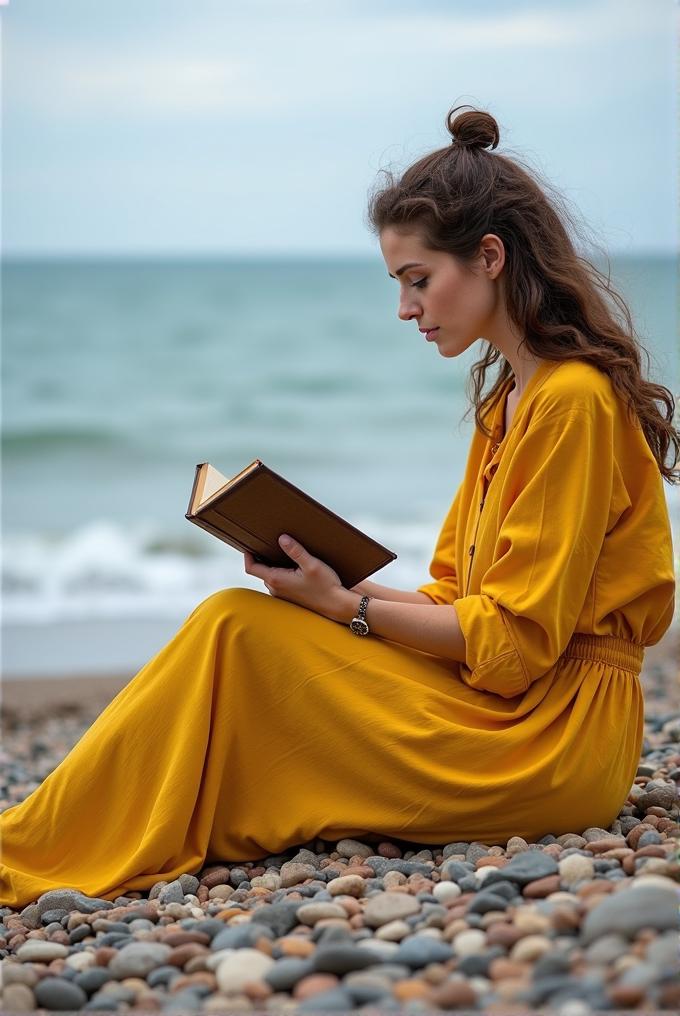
left=197, top=464, right=231, bottom=508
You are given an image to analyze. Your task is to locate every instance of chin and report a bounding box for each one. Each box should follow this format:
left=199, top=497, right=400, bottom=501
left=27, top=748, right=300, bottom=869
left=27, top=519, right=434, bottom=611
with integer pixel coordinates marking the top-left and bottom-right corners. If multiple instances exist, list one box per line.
left=435, top=336, right=475, bottom=359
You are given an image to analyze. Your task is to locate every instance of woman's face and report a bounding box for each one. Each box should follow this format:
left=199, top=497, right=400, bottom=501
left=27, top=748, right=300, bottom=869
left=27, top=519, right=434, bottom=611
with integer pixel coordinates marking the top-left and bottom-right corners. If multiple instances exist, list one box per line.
left=379, top=227, right=504, bottom=358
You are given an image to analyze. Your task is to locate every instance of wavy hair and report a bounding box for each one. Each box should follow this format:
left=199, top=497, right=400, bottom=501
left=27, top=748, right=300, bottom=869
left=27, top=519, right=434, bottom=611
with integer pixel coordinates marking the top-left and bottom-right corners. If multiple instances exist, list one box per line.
left=368, top=107, right=679, bottom=483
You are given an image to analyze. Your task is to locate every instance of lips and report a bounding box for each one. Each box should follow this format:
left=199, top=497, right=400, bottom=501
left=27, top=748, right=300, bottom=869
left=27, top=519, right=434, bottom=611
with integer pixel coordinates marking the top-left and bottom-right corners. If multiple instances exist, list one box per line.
left=419, top=327, right=439, bottom=341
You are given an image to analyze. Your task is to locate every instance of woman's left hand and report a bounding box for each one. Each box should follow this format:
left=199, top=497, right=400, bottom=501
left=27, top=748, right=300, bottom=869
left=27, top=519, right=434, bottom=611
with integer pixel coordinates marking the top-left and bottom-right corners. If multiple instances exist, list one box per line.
left=244, top=535, right=355, bottom=623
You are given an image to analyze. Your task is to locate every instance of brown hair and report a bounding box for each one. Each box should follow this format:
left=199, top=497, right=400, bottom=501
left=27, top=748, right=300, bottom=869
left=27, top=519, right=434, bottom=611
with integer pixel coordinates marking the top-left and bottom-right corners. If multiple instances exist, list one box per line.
left=368, top=106, right=679, bottom=483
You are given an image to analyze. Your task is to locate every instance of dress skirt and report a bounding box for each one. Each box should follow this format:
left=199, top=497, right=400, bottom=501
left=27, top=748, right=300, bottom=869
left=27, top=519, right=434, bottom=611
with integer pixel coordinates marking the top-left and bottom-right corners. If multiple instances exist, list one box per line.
left=0, top=588, right=644, bottom=908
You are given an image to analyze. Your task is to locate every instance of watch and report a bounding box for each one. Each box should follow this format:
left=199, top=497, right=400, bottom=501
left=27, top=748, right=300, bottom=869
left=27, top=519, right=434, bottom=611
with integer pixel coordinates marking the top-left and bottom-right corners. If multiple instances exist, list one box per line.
left=350, top=595, right=371, bottom=636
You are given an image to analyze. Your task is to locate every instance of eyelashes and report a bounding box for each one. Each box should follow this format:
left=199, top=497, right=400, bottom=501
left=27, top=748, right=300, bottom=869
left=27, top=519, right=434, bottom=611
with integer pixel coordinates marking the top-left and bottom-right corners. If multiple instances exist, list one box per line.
left=411, top=278, right=428, bottom=289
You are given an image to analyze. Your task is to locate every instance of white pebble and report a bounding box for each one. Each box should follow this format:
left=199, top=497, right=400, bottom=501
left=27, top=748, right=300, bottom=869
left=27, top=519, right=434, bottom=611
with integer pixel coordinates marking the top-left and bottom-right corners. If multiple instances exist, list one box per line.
left=452, top=928, right=486, bottom=957
left=432, top=880, right=462, bottom=903
left=375, top=920, right=411, bottom=941
left=216, top=948, right=275, bottom=993
left=65, top=952, right=95, bottom=971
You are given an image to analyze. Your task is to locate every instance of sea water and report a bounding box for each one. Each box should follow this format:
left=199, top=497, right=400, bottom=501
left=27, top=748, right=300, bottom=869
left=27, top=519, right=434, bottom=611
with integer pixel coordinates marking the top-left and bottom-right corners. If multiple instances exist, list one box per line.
left=2, top=257, right=677, bottom=674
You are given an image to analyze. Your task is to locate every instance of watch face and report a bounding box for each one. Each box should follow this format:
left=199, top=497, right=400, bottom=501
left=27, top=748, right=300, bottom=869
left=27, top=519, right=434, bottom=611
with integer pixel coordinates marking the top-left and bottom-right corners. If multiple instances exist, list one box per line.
left=350, top=618, right=370, bottom=636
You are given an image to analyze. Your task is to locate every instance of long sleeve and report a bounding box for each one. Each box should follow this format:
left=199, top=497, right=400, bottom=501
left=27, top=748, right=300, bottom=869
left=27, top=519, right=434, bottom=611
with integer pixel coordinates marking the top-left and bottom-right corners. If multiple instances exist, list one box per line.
left=454, top=386, right=626, bottom=698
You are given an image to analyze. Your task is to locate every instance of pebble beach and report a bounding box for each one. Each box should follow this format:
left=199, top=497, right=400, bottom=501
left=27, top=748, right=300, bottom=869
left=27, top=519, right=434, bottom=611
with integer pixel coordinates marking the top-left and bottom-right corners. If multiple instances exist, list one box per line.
left=1, top=635, right=678, bottom=1015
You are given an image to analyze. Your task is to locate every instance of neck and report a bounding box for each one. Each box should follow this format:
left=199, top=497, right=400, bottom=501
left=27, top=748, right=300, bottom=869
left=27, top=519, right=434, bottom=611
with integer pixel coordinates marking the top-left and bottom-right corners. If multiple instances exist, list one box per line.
left=484, top=289, right=542, bottom=400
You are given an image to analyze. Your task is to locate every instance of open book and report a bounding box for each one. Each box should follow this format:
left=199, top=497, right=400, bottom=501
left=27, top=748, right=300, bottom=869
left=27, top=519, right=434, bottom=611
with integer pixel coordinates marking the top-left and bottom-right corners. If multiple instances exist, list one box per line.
left=186, top=460, right=396, bottom=589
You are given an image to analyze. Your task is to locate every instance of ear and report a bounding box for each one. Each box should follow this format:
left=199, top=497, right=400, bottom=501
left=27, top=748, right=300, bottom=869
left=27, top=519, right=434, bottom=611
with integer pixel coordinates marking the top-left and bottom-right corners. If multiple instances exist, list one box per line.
left=478, top=234, right=505, bottom=279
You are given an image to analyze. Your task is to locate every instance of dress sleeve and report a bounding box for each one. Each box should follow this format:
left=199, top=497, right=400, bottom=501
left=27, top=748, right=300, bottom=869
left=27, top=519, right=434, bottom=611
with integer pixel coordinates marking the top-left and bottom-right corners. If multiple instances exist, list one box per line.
left=454, top=394, right=619, bottom=698
left=417, top=485, right=462, bottom=605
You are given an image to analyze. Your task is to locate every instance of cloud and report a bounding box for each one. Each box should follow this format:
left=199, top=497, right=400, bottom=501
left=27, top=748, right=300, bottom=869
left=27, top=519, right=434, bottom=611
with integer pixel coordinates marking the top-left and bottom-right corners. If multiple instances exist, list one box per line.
left=7, top=0, right=667, bottom=121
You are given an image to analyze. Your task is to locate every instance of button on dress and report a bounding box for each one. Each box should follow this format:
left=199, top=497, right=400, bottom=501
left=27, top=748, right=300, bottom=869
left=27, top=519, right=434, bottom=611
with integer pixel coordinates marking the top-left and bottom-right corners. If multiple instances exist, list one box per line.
left=0, top=360, right=674, bottom=907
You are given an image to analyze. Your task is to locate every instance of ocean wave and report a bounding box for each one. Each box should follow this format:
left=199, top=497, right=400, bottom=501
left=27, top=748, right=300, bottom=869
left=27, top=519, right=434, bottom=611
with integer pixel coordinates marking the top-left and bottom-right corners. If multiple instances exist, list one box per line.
left=1, top=427, right=127, bottom=455
left=1, top=519, right=438, bottom=625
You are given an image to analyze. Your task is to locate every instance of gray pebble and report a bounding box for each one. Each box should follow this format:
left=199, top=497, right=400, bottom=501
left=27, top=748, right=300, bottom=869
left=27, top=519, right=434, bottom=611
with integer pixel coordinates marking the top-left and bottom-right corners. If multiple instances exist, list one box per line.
left=298, top=987, right=355, bottom=1011
left=158, top=879, right=187, bottom=905
left=289, top=848, right=321, bottom=869
left=74, top=967, right=117, bottom=996
left=147, top=965, right=183, bottom=988
left=34, top=977, right=88, bottom=1011
left=467, top=891, right=510, bottom=914
left=637, top=829, right=662, bottom=847
left=581, top=886, right=678, bottom=943
left=364, top=856, right=432, bottom=878
left=193, top=918, right=227, bottom=940
left=250, top=901, right=302, bottom=937
left=458, top=946, right=506, bottom=977
left=212, top=921, right=274, bottom=950
left=442, top=842, right=469, bottom=857
left=178, top=873, right=200, bottom=895
left=229, top=867, right=249, bottom=887
left=585, top=933, right=631, bottom=966
left=457, top=875, right=479, bottom=892
left=265, top=957, right=315, bottom=991
left=108, top=941, right=172, bottom=979
left=466, top=843, right=489, bottom=864
left=439, top=860, right=472, bottom=882
left=393, top=937, right=453, bottom=968
left=148, top=880, right=168, bottom=900
left=69, top=924, right=92, bottom=944
left=41, top=908, right=70, bottom=926
left=313, top=943, right=382, bottom=974
left=489, top=850, right=558, bottom=887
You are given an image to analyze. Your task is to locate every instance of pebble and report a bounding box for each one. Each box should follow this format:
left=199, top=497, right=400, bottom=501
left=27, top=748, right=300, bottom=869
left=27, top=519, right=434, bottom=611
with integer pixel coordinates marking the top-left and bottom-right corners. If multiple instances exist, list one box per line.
left=374, top=919, right=412, bottom=942
left=581, top=885, right=678, bottom=942
left=216, top=947, right=275, bottom=993
left=108, top=941, right=172, bottom=978
left=34, top=977, right=88, bottom=1011
left=297, top=902, right=348, bottom=925
left=363, top=892, right=421, bottom=927
left=279, top=861, right=317, bottom=887
left=393, top=936, right=453, bottom=967
left=2, top=701, right=678, bottom=1013
left=1, top=983, right=36, bottom=1012
left=15, top=940, right=69, bottom=962
left=452, top=929, right=487, bottom=957
left=158, top=880, right=187, bottom=905
left=327, top=874, right=365, bottom=897
left=558, top=853, right=595, bottom=884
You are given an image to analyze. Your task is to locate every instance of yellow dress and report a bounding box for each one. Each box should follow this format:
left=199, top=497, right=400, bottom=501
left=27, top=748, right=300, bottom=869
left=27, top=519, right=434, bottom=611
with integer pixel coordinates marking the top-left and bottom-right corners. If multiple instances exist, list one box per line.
left=1, top=360, right=673, bottom=908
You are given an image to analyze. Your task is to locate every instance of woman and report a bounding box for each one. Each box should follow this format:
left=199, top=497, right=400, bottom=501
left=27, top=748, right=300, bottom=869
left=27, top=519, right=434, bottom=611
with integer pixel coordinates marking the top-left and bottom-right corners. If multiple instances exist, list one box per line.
left=1, top=109, right=675, bottom=908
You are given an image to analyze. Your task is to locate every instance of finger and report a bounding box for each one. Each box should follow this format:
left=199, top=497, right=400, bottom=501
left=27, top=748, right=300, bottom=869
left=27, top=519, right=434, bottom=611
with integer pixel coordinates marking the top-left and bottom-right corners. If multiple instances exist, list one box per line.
left=245, top=557, right=276, bottom=582
left=278, top=534, right=315, bottom=568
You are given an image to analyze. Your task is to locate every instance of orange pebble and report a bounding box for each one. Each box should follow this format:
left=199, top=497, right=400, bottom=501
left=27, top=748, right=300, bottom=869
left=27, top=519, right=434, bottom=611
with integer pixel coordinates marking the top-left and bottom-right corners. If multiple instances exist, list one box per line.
left=242, top=980, right=274, bottom=1001
left=293, top=974, right=339, bottom=1000
left=277, top=937, right=316, bottom=958
left=394, top=979, right=431, bottom=1001
left=95, top=947, right=117, bottom=966
left=489, top=958, right=531, bottom=982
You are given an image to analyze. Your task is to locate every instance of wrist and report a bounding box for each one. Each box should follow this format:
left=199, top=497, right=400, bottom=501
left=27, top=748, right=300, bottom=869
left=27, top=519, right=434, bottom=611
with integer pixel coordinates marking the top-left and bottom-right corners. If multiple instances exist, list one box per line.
left=328, top=588, right=362, bottom=625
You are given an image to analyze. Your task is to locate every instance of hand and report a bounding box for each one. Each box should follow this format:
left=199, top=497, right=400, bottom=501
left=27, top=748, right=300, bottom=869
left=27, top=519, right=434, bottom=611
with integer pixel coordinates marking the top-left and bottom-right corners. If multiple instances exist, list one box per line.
left=244, top=535, right=358, bottom=622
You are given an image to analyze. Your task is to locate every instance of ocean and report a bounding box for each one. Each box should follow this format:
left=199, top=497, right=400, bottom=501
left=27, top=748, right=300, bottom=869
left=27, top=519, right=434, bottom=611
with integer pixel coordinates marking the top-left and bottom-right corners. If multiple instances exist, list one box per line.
left=2, top=257, right=677, bottom=675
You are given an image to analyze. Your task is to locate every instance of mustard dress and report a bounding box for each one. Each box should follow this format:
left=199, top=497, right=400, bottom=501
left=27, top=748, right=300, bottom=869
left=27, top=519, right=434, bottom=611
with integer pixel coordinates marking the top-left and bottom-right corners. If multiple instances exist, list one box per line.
left=1, top=360, right=674, bottom=908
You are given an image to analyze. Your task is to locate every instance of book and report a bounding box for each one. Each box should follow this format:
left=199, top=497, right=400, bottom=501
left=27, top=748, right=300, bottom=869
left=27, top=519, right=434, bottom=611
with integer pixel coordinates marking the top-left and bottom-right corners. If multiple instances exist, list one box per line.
left=186, top=460, right=397, bottom=589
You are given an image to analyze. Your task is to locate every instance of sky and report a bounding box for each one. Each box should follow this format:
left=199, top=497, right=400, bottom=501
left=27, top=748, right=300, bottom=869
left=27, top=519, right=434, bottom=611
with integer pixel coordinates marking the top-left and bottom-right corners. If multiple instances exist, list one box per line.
left=3, top=0, right=677, bottom=256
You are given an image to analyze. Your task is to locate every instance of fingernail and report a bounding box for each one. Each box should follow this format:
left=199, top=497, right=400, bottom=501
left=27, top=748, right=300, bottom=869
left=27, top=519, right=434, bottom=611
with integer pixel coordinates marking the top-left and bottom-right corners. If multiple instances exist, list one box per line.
left=279, top=535, right=291, bottom=546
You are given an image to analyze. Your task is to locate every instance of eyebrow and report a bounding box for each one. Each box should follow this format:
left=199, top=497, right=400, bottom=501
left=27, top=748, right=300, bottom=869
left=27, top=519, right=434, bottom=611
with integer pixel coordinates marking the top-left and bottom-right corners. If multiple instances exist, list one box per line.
left=388, top=261, right=426, bottom=279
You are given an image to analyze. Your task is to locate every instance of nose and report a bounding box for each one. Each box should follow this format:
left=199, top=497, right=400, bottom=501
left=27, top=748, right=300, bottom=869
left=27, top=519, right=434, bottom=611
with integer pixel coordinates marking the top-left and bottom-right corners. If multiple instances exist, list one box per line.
left=398, top=289, right=421, bottom=322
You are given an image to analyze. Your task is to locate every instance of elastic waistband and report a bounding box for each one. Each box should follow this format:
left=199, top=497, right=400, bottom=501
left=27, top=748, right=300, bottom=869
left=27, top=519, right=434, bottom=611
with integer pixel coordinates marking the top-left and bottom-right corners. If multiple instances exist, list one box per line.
left=562, top=633, right=644, bottom=675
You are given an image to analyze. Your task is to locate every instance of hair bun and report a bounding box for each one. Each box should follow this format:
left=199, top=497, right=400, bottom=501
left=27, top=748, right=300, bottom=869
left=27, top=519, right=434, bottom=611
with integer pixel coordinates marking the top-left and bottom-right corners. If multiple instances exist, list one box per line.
left=447, top=107, right=500, bottom=151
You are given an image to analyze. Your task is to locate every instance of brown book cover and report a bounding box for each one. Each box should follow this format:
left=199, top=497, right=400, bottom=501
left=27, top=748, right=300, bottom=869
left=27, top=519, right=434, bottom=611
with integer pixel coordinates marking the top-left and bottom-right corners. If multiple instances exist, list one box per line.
left=186, top=460, right=397, bottom=588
